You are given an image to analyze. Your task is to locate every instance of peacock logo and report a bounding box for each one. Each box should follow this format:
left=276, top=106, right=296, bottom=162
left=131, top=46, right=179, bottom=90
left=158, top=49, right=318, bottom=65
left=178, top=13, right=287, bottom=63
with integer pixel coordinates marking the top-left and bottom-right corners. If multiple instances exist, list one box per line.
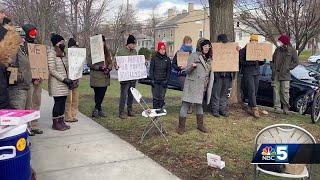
left=261, top=146, right=276, bottom=156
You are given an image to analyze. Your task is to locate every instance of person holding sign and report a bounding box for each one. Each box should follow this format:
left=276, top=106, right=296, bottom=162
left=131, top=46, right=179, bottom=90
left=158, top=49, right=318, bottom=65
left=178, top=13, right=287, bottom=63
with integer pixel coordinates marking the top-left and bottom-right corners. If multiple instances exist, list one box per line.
left=116, top=35, right=138, bottom=119
left=48, top=33, right=72, bottom=131
left=271, top=35, right=299, bottom=115
left=177, top=39, right=212, bottom=135
left=149, top=42, right=171, bottom=112
left=65, top=38, right=81, bottom=122
left=88, top=35, right=113, bottom=118
left=239, top=34, right=266, bottom=118
left=211, top=34, right=237, bottom=117
left=7, top=26, right=33, bottom=112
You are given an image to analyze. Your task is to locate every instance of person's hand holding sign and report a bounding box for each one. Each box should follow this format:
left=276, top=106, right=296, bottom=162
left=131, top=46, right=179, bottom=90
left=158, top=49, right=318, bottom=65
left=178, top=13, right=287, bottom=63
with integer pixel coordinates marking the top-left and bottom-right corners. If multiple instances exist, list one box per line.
left=192, top=62, right=198, bottom=68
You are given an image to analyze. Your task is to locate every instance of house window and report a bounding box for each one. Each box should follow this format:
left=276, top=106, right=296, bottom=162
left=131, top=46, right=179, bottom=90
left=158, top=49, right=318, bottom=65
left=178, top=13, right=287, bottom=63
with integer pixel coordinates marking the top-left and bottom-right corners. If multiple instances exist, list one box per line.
left=199, top=30, right=203, bottom=38
left=142, top=41, right=145, bottom=47
left=170, top=29, right=173, bottom=37
left=164, top=33, right=166, bottom=37
left=146, top=41, right=149, bottom=47
left=170, top=45, right=173, bottom=53
left=138, top=41, right=141, bottom=46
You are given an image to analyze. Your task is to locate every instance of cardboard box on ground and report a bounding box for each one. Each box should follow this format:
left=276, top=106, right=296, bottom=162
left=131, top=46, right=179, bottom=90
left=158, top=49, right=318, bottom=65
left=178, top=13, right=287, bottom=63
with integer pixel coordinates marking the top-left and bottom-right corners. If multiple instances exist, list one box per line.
left=211, top=42, right=239, bottom=72
left=246, top=43, right=273, bottom=61
left=27, top=43, right=49, bottom=79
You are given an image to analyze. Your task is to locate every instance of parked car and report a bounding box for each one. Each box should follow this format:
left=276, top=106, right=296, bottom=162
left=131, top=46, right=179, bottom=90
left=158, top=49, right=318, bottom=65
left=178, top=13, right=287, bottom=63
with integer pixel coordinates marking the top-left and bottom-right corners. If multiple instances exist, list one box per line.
left=83, top=64, right=90, bottom=75
left=247, top=63, right=317, bottom=113
left=307, top=54, right=320, bottom=63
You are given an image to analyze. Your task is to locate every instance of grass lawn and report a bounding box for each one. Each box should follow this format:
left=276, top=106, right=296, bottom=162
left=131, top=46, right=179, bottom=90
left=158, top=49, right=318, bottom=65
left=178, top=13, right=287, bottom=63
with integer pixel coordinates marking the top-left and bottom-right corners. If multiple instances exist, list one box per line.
left=299, top=50, right=312, bottom=62
left=76, top=75, right=320, bottom=180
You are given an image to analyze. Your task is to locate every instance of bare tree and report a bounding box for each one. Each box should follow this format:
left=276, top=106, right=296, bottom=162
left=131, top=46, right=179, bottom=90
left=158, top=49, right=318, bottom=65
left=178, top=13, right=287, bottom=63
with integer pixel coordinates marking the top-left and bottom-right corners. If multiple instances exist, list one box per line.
left=236, top=0, right=320, bottom=55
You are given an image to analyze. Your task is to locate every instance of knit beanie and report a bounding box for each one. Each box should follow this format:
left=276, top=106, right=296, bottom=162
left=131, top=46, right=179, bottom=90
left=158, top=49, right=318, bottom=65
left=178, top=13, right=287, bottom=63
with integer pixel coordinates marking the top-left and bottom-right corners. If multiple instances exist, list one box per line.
left=217, top=34, right=228, bottom=43
left=51, top=33, right=64, bottom=46
left=250, top=34, right=259, bottom=42
left=126, top=34, right=136, bottom=45
left=278, top=35, right=290, bottom=45
left=68, top=38, right=78, bottom=48
left=157, top=41, right=166, bottom=51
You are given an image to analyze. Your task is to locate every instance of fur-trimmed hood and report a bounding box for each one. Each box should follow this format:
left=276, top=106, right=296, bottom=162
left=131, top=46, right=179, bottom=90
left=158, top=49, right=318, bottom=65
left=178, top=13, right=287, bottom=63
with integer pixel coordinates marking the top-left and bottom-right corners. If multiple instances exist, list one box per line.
left=0, top=24, right=20, bottom=65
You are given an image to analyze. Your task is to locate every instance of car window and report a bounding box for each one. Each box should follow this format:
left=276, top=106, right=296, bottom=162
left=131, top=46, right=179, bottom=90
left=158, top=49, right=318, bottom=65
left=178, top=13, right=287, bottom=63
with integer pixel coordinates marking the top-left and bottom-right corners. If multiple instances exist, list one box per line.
left=291, top=65, right=315, bottom=81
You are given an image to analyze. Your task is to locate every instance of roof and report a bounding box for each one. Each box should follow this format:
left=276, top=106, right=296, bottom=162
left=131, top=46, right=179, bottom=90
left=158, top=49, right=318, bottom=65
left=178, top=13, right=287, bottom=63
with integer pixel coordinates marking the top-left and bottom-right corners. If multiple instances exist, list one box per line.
left=155, top=13, right=189, bottom=29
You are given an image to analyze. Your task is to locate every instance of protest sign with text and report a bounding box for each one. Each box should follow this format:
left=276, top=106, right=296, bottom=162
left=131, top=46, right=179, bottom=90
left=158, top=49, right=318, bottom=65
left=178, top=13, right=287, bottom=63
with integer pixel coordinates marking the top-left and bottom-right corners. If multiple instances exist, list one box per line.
left=68, top=48, right=86, bottom=80
left=27, top=43, right=49, bottom=79
left=246, top=43, right=273, bottom=61
left=90, top=34, right=105, bottom=64
left=115, top=55, right=147, bottom=81
left=177, top=52, right=189, bottom=67
left=212, top=43, right=239, bottom=72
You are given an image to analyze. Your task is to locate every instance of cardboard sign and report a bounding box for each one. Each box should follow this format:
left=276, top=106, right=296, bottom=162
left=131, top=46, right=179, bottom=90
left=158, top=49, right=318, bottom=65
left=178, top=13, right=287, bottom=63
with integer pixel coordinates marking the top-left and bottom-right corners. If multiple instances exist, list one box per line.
left=90, top=34, right=105, bottom=64
left=246, top=43, right=273, bottom=61
left=212, top=43, right=239, bottom=72
left=115, top=55, right=147, bottom=81
left=0, top=110, right=40, bottom=126
left=7, top=67, right=18, bottom=84
left=68, top=48, right=86, bottom=80
left=27, top=43, right=49, bottom=79
left=177, top=52, right=189, bottom=67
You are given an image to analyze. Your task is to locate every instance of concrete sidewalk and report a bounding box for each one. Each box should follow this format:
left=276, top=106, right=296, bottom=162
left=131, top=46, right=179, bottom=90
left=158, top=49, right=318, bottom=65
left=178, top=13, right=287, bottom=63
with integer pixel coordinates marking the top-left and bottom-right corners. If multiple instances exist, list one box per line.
left=30, top=91, right=180, bottom=180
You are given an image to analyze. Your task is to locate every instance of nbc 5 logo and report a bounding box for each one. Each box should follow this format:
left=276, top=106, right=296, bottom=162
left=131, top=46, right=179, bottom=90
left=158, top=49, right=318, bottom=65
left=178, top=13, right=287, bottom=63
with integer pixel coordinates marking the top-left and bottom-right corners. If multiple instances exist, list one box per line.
left=275, top=145, right=288, bottom=162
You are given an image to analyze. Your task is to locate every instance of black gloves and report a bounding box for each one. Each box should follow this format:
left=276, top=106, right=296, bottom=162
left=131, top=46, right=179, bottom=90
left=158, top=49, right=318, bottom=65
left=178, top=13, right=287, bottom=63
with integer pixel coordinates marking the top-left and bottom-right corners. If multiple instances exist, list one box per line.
left=63, top=78, right=73, bottom=86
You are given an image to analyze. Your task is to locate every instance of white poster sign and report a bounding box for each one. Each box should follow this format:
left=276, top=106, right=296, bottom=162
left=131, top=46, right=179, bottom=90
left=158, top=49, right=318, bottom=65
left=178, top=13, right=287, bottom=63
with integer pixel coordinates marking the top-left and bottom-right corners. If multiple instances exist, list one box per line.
left=68, top=48, right=86, bottom=80
left=116, top=55, right=147, bottom=81
left=90, top=34, right=105, bottom=64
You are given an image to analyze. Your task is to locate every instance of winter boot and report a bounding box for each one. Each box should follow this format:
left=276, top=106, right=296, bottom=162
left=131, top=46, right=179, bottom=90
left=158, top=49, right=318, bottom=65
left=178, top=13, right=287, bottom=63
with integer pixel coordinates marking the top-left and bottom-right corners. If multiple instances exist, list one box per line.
left=52, top=117, right=67, bottom=131
left=196, top=114, right=208, bottom=133
left=177, top=117, right=186, bottom=135
left=59, top=116, right=70, bottom=129
left=283, top=105, right=289, bottom=115
left=92, top=108, right=99, bottom=118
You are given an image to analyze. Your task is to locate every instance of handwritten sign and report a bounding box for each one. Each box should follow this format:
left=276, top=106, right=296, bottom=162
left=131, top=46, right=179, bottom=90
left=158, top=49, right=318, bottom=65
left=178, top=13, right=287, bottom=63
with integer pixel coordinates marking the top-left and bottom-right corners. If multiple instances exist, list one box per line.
left=212, top=43, right=239, bottom=72
left=27, top=43, right=49, bottom=79
left=7, top=67, right=18, bottom=84
left=246, top=43, right=273, bottom=61
left=90, top=34, right=105, bottom=64
left=68, top=48, right=86, bottom=80
left=177, top=52, right=189, bottom=67
left=115, top=55, right=147, bottom=81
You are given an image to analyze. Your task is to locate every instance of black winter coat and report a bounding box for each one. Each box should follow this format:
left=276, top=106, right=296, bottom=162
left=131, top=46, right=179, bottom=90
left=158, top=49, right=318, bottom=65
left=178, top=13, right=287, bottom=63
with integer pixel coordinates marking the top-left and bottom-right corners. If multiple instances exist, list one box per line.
left=0, top=64, right=10, bottom=109
left=149, top=52, right=171, bottom=82
left=239, top=46, right=265, bottom=76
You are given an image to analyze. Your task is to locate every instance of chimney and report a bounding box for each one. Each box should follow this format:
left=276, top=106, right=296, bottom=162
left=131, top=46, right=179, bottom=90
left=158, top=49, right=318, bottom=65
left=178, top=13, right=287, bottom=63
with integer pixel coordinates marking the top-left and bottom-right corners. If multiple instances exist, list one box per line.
left=188, top=3, right=194, bottom=12
left=168, top=8, right=174, bottom=18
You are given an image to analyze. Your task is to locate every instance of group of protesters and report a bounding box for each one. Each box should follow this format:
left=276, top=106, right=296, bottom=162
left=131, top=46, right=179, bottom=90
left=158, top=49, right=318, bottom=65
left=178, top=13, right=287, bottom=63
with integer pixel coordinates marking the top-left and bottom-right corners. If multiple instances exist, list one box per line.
left=0, top=12, right=299, bottom=137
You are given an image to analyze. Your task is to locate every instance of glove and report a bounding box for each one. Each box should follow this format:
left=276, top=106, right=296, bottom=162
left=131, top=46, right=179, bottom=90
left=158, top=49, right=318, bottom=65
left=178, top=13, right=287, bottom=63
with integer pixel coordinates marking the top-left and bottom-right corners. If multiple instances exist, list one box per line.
left=99, top=65, right=107, bottom=71
left=63, top=78, right=73, bottom=86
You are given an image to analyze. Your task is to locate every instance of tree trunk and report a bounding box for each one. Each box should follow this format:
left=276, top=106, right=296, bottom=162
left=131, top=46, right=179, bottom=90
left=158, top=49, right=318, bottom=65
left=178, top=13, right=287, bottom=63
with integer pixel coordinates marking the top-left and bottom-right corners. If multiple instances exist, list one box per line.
left=209, top=0, right=240, bottom=104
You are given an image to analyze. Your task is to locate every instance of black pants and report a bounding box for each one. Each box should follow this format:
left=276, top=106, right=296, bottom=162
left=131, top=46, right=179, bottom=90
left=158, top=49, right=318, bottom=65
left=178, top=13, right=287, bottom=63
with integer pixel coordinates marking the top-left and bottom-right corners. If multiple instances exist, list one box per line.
left=243, top=74, right=259, bottom=107
left=211, top=76, right=232, bottom=113
left=53, top=96, right=67, bottom=117
left=119, top=80, right=136, bottom=115
left=93, top=87, right=107, bottom=111
left=152, top=81, right=167, bottom=109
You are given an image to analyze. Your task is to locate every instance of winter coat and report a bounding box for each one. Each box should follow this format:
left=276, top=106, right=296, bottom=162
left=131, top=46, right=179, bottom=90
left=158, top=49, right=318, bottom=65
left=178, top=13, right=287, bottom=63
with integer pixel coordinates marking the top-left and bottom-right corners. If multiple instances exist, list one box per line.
left=239, top=46, right=265, bottom=76
left=116, top=46, right=138, bottom=84
left=149, top=52, right=171, bottom=82
left=8, top=44, right=32, bottom=90
left=88, top=46, right=112, bottom=87
left=48, top=47, right=69, bottom=97
left=0, top=64, right=10, bottom=109
left=271, top=45, right=299, bottom=81
left=182, top=52, right=211, bottom=104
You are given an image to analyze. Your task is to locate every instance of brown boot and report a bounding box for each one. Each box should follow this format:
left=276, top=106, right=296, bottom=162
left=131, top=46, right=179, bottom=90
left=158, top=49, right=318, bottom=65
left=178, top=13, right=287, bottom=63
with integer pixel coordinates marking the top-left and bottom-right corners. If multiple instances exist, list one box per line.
left=252, top=107, right=260, bottom=118
left=59, top=116, right=70, bottom=129
left=31, top=168, right=36, bottom=180
left=177, top=117, right=186, bottom=135
left=52, top=117, right=67, bottom=131
left=196, top=114, right=208, bottom=133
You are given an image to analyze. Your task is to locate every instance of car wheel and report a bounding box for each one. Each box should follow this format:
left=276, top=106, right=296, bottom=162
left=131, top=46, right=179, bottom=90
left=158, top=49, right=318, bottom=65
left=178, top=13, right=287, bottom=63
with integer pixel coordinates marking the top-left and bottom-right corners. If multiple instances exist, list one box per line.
left=293, top=94, right=308, bottom=115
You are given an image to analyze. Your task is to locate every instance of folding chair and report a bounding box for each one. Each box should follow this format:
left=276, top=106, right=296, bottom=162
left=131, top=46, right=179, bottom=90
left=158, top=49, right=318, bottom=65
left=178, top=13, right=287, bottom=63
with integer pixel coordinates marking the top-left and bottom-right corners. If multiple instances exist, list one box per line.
left=130, top=87, right=168, bottom=143
left=253, top=124, right=316, bottom=179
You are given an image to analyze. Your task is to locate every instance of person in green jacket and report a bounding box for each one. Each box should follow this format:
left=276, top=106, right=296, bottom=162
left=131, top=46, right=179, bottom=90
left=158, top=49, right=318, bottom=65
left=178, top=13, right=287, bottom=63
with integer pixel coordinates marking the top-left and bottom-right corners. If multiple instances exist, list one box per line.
left=116, top=35, right=138, bottom=119
left=88, top=35, right=113, bottom=118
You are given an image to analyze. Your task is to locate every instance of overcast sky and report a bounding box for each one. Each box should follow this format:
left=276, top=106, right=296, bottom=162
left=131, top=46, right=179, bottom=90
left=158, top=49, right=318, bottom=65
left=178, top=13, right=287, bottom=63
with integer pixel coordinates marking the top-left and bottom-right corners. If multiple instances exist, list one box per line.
left=107, top=0, right=206, bottom=22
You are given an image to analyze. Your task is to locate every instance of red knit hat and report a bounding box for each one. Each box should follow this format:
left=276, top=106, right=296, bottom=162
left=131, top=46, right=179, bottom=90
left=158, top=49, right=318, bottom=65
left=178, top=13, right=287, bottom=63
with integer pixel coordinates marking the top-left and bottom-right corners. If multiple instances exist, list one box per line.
left=278, top=35, right=290, bottom=45
left=157, top=41, right=166, bottom=51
